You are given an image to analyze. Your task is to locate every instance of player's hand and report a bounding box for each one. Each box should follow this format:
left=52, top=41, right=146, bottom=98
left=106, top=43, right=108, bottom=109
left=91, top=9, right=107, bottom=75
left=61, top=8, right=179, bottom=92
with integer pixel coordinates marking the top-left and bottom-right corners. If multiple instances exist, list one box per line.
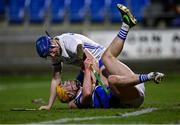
left=39, top=105, right=51, bottom=110
left=84, top=58, right=93, bottom=70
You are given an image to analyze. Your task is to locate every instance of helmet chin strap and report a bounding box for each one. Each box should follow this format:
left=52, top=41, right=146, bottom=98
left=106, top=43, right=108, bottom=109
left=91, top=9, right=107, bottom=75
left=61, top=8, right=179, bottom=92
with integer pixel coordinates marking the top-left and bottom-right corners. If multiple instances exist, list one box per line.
left=59, top=46, right=62, bottom=56
left=45, top=30, right=51, bottom=37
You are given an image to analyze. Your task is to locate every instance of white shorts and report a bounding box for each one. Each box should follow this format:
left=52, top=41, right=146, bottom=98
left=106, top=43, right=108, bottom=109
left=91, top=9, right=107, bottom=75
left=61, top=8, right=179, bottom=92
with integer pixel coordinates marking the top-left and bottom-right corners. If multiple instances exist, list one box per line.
left=135, top=83, right=145, bottom=97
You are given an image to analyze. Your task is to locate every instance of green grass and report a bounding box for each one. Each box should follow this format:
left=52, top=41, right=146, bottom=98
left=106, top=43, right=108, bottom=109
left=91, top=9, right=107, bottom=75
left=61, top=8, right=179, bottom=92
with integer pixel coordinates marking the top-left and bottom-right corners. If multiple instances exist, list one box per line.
left=0, top=71, right=180, bottom=124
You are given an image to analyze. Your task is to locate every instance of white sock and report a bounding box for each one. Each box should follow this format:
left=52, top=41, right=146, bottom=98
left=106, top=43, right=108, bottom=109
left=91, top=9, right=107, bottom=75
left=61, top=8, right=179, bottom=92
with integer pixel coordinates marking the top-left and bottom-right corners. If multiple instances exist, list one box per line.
left=117, top=22, right=130, bottom=41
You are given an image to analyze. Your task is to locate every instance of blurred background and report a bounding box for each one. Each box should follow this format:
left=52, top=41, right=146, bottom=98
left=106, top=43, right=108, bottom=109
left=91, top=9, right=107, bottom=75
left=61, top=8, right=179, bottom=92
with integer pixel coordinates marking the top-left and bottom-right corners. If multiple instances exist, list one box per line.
left=0, top=0, right=180, bottom=75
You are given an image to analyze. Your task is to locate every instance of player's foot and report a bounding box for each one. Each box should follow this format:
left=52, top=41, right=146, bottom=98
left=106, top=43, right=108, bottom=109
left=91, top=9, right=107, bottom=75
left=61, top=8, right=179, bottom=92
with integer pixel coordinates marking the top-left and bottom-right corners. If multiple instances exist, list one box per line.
left=117, top=4, right=137, bottom=27
left=148, top=72, right=165, bottom=84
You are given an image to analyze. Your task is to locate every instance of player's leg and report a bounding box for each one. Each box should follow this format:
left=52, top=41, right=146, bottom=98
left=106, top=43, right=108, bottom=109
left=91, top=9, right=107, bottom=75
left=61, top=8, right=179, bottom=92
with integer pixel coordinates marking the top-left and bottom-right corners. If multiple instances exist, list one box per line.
left=102, top=4, right=136, bottom=76
left=110, top=83, right=145, bottom=108
left=102, top=4, right=164, bottom=86
left=108, top=72, right=165, bottom=87
left=103, top=4, right=136, bottom=58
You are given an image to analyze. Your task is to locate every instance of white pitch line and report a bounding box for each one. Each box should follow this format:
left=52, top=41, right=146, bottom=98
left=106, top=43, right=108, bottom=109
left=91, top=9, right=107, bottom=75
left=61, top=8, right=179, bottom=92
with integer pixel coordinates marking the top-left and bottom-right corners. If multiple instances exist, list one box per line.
left=31, top=108, right=157, bottom=124
left=120, top=107, right=157, bottom=117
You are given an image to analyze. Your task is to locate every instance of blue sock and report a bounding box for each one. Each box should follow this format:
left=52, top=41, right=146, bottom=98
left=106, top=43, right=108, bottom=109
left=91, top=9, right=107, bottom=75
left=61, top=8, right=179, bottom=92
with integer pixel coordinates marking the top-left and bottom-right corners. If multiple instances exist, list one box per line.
left=117, top=22, right=129, bottom=41
left=139, top=74, right=150, bottom=83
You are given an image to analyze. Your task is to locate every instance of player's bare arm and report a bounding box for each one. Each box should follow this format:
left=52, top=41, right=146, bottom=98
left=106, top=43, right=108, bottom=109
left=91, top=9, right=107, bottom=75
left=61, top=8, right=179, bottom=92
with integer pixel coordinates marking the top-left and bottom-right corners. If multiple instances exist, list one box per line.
left=39, top=62, right=63, bottom=110
left=68, top=58, right=95, bottom=108
left=81, top=58, right=94, bottom=105
left=77, top=44, right=84, bottom=60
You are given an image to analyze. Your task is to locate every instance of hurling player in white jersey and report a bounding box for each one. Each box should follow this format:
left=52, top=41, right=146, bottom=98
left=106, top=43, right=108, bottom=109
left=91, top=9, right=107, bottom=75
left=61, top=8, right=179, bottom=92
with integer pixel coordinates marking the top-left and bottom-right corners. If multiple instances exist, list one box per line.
left=36, top=32, right=106, bottom=110
left=36, top=4, right=165, bottom=110
left=54, top=33, right=105, bottom=63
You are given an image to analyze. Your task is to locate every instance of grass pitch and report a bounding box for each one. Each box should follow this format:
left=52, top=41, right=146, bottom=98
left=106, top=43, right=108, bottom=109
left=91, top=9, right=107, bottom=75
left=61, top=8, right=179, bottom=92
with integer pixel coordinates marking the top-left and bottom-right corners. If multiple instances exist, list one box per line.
left=0, top=70, right=180, bottom=124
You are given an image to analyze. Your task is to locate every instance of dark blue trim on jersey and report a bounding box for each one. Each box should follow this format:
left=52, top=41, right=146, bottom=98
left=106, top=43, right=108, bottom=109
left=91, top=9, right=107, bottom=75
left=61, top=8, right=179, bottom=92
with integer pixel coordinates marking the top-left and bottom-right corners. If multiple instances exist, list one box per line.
left=74, top=91, right=84, bottom=108
left=98, top=58, right=104, bottom=68
left=84, top=44, right=97, bottom=49
left=84, top=43, right=105, bottom=50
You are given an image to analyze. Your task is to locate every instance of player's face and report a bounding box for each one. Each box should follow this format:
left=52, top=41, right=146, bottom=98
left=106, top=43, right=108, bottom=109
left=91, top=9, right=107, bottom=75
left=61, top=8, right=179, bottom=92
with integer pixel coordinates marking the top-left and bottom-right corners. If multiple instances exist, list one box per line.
left=48, top=39, right=61, bottom=59
left=49, top=47, right=60, bottom=59
left=56, top=80, right=81, bottom=103
left=62, top=80, right=80, bottom=99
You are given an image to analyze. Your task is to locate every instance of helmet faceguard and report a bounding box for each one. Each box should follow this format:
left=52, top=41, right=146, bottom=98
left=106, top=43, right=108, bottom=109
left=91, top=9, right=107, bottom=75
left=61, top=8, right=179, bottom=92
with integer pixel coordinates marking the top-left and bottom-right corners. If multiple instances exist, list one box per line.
left=56, top=80, right=81, bottom=103
left=36, top=36, right=52, bottom=58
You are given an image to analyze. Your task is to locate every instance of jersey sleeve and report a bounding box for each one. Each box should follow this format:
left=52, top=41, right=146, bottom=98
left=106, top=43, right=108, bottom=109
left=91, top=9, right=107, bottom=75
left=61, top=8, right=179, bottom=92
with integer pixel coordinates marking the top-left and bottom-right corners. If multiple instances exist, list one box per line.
left=63, top=35, right=83, bottom=54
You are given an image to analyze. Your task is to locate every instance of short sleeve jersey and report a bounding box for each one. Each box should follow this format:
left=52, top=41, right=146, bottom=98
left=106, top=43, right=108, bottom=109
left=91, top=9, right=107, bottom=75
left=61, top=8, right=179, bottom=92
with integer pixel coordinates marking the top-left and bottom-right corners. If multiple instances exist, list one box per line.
left=52, top=33, right=105, bottom=65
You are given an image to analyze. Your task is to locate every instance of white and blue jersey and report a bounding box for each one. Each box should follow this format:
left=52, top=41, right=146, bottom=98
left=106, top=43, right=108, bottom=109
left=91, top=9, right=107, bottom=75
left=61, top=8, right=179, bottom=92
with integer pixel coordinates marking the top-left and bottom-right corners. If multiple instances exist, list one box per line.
left=53, top=33, right=105, bottom=65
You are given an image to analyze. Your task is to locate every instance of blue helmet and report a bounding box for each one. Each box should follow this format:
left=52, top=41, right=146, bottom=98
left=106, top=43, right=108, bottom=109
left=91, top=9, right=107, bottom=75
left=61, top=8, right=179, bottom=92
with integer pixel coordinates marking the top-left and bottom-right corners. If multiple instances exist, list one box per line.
left=36, top=36, right=51, bottom=58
